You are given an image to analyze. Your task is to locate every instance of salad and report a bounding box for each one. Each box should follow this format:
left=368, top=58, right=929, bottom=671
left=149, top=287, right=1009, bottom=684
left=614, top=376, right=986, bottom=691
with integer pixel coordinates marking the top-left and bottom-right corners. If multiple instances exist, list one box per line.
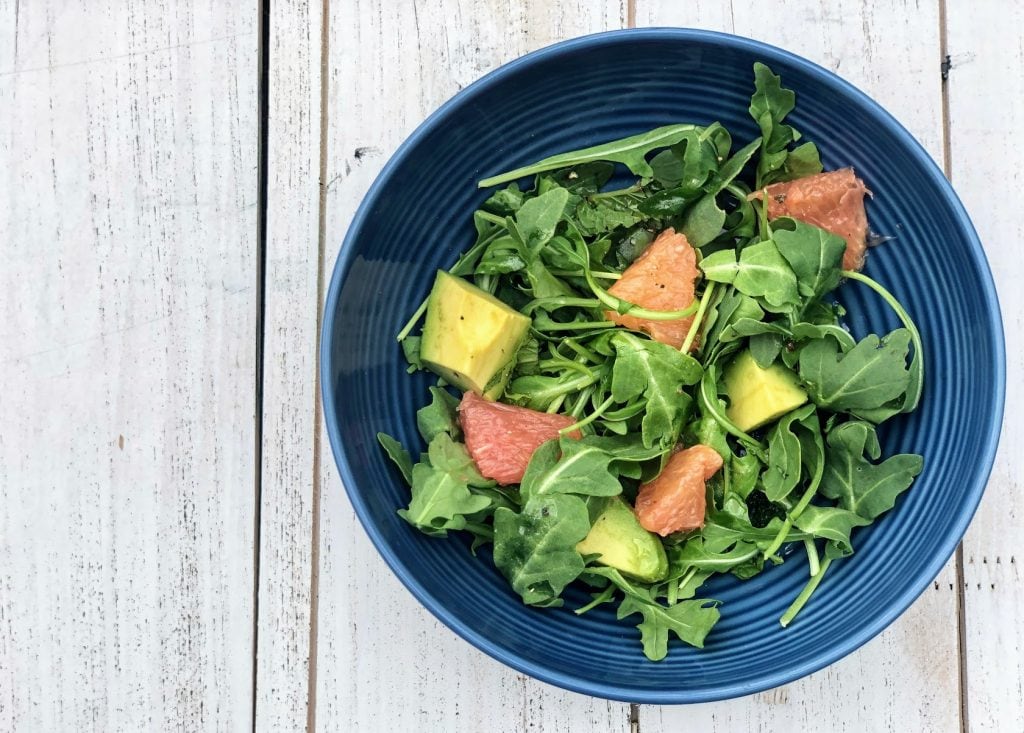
left=377, top=63, right=924, bottom=661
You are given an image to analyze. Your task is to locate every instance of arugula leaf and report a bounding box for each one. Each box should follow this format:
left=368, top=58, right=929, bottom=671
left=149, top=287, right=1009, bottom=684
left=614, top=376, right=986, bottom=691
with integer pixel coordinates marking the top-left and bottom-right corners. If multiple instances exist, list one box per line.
left=681, top=194, right=727, bottom=247
left=792, top=505, right=870, bottom=556
left=519, top=438, right=622, bottom=503
left=748, top=63, right=821, bottom=188
left=610, top=332, right=703, bottom=448
left=493, top=494, right=591, bottom=607
left=749, top=331, right=783, bottom=368
left=482, top=183, right=525, bottom=215
left=399, top=462, right=493, bottom=537
left=576, top=192, right=647, bottom=236
left=377, top=432, right=413, bottom=485
left=427, top=433, right=493, bottom=488
left=708, top=138, right=762, bottom=194
left=549, top=161, right=616, bottom=194
left=587, top=567, right=720, bottom=658
left=670, top=535, right=760, bottom=571
left=401, top=336, right=422, bottom=372
left=731, top=451, right=761, bottom=499
left=416, top=386, right=461, bottom=443
left=749, top=62, right=796, bottom=187
left=772, top=218, right=846, bottom=302
left=618, top=591, right=720, bottom=658
left=514, top=187, right=570, bottom=250
left=798, top=329, right=913, bottom=415
left=637, top=186, right=696, bottom=218
left=476, top=234, right=526, bottom=275
left=479, top=124, right=705, bottom=187
left=649, top=131, right=718, bottom=193
left=762, top=405, right=816, bottom=502
left=819, top=421, right=924, bottom=520
left=700, top=240, right=800, bottom=311
left=782, top=141, right=823, bottom=180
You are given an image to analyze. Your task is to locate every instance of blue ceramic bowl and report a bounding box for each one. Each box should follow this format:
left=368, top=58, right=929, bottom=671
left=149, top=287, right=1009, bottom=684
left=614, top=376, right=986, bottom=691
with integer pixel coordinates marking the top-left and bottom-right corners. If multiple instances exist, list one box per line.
left=321, top=29, right=1004, bottom=703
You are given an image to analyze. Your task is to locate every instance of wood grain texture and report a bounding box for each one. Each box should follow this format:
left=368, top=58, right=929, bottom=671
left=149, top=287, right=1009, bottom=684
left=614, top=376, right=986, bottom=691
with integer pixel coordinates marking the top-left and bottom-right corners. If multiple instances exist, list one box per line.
left=0, top=1, right=257, bottom=731
left=255, top=0, right=324, bottom=730
left=314, top=2, right=633, bottom=731
left=945, top=3, right=1024, bottom=730
left=634, top=1, right=962, bottom=730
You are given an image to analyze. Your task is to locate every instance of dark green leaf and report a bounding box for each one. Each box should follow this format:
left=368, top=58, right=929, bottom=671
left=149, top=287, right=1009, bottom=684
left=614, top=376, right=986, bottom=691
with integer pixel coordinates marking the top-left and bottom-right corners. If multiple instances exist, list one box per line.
left=399, top=463, right=493, bottom=537
left=401, top=336, right=422, bottom=371
left=761, top=406, right=812, bottom=501
left=416, top=386, right=460, bottom=443
left=428, top=433, right=493, bottom=488
left=610, top=332, right=703, bottom=448
left=793, top=505, right=870, bottom=555
left=549, top=161, right=616, bottom=194
left=618, top=592, right=720, bottom=658
left=749, top=331, right=783, bottom=368
left=772, top=218, right=845, bottom=302
left=681, top=194, right=727, bottom=247
left=377, top=432, right=413, bottom=485
left=637, top=186, right=694, bottom=218
left=514, top=187, right=570, bottom=249
left=492, top=494, right=591, bottom=606
left=519, top=438, right=623, bottom=503
left=479, top=124, right=705, bottom=186
left=780, top=141, right=823, bottom=180
left=798, top=329, right=913, bottom=414
left=483, top=183, right=525, bottom=215
left=819, top=421, right=924, bottom=520
left=707, top=138, right=762, bottom=194
left=700, top=240, right=800, bottom=311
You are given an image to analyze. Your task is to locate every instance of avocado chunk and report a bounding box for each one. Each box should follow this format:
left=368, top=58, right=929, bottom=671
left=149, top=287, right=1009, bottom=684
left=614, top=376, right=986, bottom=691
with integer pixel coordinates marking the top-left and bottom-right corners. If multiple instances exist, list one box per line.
left=723, top=350, right=808, bottom=432
left=420, top=271, right=531, bottom=398
left=577, top=497, right=668, bottom=583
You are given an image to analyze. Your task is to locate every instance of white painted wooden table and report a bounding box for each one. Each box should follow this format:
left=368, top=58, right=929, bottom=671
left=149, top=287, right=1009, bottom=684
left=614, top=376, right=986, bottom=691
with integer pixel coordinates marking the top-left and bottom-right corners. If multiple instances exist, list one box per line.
left=2, top=2, right=1019, bottom=731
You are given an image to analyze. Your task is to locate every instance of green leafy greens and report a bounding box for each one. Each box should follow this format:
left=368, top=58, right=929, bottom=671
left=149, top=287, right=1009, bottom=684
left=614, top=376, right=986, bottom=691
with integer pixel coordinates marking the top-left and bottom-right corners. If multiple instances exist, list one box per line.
left=377, top=63, right=925, bottom=661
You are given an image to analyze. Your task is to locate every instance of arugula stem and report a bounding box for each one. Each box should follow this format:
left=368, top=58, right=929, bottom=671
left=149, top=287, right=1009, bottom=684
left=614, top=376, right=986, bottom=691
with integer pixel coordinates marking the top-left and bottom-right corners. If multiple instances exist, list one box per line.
left=574, top=585, right=617, bottom=615
left=568, top=385, right=597, bottom=419
left=549, top=269, right=623, bottom=280
left=546, top=395, right=567, bottom=414
left=698, top=369, right=766, bottom=456
left=584, top=266, right=700, bottom=321
left=475, top=210, right=508, bottom=227
left=522, top=296, right=602, bottom=315
left=536, top=358, right=595, bottom=378
left=534, top=320, right=616, bottom=332
left=560, top=395, right=616, bottom=435
left=804, top=538, right=820, bottom=577
left=681, top=283, right=717, bottom=353
left=396, top=299, right=428, bottom=342
left=561, top=339, right=602, bottom=365
left=779, top=555, right=834, bottom=627
left=842, top=269, right=924, bottom=412
left=590, top=184, right=644, bottom=200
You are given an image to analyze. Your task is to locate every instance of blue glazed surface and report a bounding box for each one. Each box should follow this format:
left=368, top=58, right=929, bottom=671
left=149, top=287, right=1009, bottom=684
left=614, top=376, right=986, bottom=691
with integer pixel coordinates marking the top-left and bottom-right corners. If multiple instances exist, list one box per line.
left=320, top=29, right=1004, bottom=703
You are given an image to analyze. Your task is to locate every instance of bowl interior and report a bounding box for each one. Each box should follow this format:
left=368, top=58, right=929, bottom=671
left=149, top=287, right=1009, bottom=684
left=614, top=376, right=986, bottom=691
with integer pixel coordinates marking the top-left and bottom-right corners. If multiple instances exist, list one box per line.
left=321, top=29, right=1003, bottom=703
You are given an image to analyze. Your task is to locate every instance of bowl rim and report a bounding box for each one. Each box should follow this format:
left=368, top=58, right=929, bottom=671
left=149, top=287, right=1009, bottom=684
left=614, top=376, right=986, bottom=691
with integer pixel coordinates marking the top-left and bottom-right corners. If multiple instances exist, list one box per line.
left=320, top=27, right=1006, bottom=704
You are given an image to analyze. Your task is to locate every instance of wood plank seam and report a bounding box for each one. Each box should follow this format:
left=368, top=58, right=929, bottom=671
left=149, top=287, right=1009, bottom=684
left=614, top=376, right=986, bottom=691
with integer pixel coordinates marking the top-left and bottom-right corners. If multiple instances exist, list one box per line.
left=308, top=0, right=332, bottom=730
left=937, top=1, right=969, bottom=731
left=254, top=0, right=271, bottom=730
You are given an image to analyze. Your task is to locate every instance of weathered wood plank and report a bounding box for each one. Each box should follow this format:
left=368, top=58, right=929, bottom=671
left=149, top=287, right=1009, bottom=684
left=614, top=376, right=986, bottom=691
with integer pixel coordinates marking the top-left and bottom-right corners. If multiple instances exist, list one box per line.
left=633, top=1, right=961, bottom=730
left=945, top=3, right=1024, bottom=730
left=254, top=0, right=324, bottom=730
left=314, top=2, right=633, bottom=730
left=0, top=2, right=258, bottom=731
